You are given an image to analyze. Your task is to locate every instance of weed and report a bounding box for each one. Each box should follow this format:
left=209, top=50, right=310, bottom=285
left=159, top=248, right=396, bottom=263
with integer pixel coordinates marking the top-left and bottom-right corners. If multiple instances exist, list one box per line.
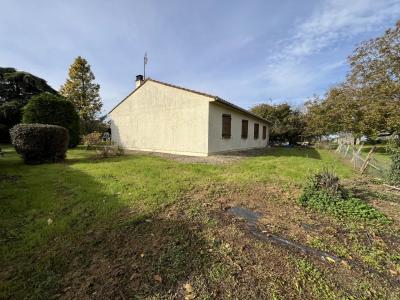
left=299, top=170, right=388, bottom=223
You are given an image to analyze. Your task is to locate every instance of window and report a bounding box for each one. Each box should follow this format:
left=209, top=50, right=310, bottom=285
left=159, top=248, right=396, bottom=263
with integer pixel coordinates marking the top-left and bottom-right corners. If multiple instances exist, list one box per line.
left=222, top=114, right=231, bottom=138
left=262, top=126, right=267, bottom=139
left=241, top=120, right=248, bottom=138
left=254, top=123, right=259, bottom=139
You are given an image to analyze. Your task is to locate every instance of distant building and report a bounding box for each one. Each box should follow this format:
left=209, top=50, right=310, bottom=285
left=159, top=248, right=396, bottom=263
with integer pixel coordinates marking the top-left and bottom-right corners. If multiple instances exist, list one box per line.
left=109, top=75, right=270, bottom=156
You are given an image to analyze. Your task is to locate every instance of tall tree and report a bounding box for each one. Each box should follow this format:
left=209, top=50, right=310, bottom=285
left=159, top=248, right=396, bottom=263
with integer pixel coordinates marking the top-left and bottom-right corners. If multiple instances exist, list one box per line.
left=60, top=57, right=102, bottom=132
left=305, top=21, right=400, bottom=140
left=0, top=67, right=57, bottom=129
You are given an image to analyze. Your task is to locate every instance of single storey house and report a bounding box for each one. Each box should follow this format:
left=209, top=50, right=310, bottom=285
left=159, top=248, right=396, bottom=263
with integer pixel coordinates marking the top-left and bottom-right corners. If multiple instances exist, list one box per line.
left=109, top=75, right=270, bottom=156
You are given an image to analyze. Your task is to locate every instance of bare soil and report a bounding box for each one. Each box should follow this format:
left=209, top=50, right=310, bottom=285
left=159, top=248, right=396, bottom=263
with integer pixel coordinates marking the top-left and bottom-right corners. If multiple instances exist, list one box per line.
left=58, top=181, right=400, bottom=299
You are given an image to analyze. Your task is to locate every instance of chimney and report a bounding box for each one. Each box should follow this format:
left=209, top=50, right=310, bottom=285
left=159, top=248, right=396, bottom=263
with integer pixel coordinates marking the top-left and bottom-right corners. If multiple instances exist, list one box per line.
left=135, top=74, right=144, bottom=88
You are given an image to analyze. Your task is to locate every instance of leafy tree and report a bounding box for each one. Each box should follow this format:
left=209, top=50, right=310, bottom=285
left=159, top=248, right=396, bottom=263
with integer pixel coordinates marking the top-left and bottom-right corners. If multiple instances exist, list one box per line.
left=251, top=103, right=305, bottom=144
left=0, top=67, right=57, bottom=135
left=305, top=21, right=400, bottom=141
left=60, top=57, right=102, bottom=133
left=22, top=93, right=80, bottom=147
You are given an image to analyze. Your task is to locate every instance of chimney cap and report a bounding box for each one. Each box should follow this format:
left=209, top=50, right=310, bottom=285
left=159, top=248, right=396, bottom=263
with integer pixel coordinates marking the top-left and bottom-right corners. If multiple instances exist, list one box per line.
left=136, top=74, right=144, bottom=81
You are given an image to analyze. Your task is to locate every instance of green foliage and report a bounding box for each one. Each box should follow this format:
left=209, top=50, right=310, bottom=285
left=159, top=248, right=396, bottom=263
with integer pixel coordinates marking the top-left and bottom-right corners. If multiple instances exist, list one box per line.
left=60, top=56, right=102, bottom=131
left=0, top=67, right=57, bottom=131
left=251, top=103, right=305, bottom=144
left=22, top=92, right=80, bottom=147
left=82, top=131, right=102, bottom=149
left=389, top=151, right=400, bottom=187
left=299, top=170, right=387, bottom=222
left=304, top=21, right=400, bottom=139
left=10, top=124, right=69, bottom=164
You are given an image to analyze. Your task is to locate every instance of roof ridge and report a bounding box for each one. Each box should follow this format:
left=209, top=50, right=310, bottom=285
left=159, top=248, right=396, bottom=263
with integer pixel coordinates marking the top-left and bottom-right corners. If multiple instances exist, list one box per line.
left=147, top=78, right=218, bottom=99
left=108, top=78, right=270, bottom=124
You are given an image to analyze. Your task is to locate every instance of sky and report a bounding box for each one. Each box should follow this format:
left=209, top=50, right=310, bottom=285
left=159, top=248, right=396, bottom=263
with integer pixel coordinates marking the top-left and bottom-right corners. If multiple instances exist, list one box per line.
left=1, top=0, right=399, bottom=114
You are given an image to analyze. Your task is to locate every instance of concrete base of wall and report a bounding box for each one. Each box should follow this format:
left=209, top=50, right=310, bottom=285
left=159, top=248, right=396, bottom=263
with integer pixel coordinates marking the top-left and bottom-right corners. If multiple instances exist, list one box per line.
left=123, top=147, right=209, bottom=157
left=123, top=145, right=269, bottom=157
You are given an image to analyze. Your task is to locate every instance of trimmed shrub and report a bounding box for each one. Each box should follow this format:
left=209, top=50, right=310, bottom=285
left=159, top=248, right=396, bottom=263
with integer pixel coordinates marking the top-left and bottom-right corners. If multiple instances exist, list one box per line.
left=10, top=124, right=69, bottom=164
left=389, top=151, right=400, bottom=187
left=299, top=169, right=387, bottom=222
left=22, top=92, right=80, bottom=147
left=0, top=123, right=10, bottom=143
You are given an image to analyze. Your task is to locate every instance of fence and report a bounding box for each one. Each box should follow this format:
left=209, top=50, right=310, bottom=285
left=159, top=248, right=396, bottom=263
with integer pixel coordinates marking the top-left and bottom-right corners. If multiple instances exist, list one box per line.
left=335, top=143, right=391, bottom=179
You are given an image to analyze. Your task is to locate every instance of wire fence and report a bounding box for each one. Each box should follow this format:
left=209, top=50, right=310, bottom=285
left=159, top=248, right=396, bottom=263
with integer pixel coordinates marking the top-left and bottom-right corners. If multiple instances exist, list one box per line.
left=335, top=143, right=391, bottom=179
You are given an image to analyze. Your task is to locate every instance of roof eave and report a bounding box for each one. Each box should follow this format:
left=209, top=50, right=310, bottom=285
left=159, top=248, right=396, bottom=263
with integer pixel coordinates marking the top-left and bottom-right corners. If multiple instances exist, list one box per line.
left=213, top=97, right=271, bottom=124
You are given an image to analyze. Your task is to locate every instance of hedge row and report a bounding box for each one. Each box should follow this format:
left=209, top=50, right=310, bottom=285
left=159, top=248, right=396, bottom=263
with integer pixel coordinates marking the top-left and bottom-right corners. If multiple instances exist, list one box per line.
left=22, top=93, right=80, bottom=147
left=10, top=124, right=69, bottom=164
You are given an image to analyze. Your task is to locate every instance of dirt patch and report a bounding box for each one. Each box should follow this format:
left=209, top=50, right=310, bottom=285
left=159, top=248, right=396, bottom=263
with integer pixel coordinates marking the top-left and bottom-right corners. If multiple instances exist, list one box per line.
left=124, top=148, right=272, bottom=164
left=42, top=181, right=400, bottom=299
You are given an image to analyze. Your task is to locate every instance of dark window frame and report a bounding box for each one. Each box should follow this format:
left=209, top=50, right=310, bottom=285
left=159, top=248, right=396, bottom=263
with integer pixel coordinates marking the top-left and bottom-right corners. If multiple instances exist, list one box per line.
left=254, top=123, right=259, bottom=139
left=262, top=125, right=267, bottom=139
left=222, top=114, right=232, bottom=139
left=241, top=119, right=248, bottom=139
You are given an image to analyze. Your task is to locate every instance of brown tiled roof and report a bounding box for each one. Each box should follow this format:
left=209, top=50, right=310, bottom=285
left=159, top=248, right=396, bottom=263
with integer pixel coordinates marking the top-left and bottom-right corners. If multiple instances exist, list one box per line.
left=108, top=78, right=270, bottom=124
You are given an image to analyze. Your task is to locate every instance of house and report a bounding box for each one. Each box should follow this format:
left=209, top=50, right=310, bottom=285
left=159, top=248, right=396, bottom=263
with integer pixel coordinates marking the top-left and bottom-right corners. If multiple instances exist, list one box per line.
left=109, top=75, right=270, bottom=156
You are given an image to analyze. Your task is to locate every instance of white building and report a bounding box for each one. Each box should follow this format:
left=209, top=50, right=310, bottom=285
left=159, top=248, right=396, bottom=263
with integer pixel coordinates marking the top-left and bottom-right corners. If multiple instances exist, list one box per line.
left=109, top=75, right=270, bottom=156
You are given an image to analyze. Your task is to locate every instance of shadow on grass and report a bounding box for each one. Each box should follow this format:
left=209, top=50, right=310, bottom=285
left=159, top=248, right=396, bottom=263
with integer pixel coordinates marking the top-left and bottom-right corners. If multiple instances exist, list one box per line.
left=63, top=217, right=210, bottom=299
left=0, top=153, right=209, bottom=299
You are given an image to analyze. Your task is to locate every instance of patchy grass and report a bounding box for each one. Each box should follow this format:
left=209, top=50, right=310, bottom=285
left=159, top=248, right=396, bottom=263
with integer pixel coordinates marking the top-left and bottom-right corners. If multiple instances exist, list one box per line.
left=1, top=145, right=399, bottom=299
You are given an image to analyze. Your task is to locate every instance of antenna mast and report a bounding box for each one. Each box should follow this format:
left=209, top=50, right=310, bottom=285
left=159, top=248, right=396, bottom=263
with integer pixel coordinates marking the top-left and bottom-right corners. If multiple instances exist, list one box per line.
left=144, top=52, right=148, bottom=79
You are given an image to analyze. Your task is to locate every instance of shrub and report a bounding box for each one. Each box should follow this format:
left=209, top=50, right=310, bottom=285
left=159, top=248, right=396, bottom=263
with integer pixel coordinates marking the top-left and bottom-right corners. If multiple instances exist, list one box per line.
left=82, top=131, right=102, bottom=149
left=22, top=93, right=80, bottom=148
left=95, top=144, right=125, bottom=159
left=299, top=169, right=387, bottom=222
left=389, top=151, right=400, bottom=187
left=0, top=123, right=10, bottom=143
left=10, top=124, right=69, bottom=164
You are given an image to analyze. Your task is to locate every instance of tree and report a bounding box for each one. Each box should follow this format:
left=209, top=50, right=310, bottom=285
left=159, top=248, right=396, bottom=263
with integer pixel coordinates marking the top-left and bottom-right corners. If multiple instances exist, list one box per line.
left=0, top=67, right=57, bottom=135
left=346, top=20, right=400, bottom=136
left=305, top=21, right=400, bottom=141
left=60, top=56, right=102, bottom=133
left=251, top=103, right=305, bottom=144
left=22, top=92, right=80, bottom=147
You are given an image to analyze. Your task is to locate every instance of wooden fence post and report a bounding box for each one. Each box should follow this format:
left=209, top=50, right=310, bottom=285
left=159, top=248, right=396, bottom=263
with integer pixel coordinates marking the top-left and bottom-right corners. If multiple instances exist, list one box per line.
left=344, top=144, right=350, bottom=158
left=360, top=146, right=376, bottom=174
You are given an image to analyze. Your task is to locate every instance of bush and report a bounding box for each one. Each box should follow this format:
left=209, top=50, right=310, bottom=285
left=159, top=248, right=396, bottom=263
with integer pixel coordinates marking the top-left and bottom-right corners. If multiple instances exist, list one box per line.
left=95, top=144, right=125, bottom=159
left=82, top=131, right=102, bottom=149
left=10, top=124, right=69, bottom=164
left=22, top=93, right=80, bottom=148
left=0, top=123, right=10, bottom=143
left=299, top=169, right=387, bottom=222
left=389, top=151, right=400, bottom=187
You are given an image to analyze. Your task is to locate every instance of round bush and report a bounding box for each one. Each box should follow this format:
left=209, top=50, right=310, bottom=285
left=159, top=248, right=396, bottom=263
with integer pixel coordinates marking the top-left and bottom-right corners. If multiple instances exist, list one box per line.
left=0, top=123, right=10, bottom=143
left=10, top=124, right=69, bottom=164
left=22, top=93, right=80, bottom=147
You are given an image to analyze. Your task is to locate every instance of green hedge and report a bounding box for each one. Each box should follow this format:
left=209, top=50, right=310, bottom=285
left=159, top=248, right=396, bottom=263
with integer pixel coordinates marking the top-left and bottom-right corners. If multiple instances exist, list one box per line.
left=10, top=124, right=69, bottom=164
left=22, top=93, right=80, bottom=147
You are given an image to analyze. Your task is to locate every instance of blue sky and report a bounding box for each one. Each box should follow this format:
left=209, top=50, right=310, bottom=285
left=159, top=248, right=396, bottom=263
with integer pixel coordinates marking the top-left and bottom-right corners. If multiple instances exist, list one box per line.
left=1, top=0, right=399, bottom=113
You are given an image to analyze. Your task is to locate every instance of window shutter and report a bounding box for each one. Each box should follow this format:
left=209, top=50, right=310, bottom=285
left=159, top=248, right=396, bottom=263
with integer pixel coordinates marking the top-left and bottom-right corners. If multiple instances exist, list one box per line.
left=254, top=123, right=259, bottom=139
left=222, top=114, right=231, bottom=138
left=241, top=120, right=248, bottom=138
left=262, top=126, right=267, bottom=139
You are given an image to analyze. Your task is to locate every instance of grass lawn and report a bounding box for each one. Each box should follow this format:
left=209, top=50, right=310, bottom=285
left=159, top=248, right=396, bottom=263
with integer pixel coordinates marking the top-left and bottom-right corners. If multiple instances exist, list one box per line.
left=1, top=145, right=399, bottom=299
